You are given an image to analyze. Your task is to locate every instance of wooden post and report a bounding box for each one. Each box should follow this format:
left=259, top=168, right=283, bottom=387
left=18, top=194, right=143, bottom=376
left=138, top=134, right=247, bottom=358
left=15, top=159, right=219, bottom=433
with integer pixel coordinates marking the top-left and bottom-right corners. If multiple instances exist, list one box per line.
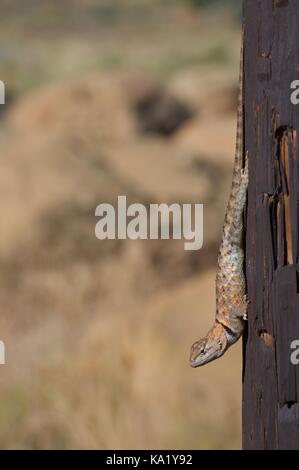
left=243, top=0, right=299, bottom=449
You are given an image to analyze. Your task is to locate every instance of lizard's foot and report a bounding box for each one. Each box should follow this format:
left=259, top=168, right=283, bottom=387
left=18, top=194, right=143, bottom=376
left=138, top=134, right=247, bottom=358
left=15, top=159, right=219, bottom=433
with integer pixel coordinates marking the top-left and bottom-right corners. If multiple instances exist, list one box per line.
left=241, top=151, right=249, bottom=184
left=231, top=303, right=248, bottom=321
left=242, top=294, right=249, bottom=321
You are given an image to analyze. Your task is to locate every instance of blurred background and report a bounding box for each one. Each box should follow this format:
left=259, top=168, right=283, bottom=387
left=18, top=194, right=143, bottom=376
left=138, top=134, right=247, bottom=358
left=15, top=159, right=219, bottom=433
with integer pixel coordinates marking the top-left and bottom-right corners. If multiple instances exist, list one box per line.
left=0, top=0, right=243, bottom=449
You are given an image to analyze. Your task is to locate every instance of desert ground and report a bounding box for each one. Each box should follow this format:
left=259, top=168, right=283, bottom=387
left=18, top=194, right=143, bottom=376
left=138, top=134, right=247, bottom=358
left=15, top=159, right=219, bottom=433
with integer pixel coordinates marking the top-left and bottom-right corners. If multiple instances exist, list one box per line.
left=0, top=0, right=243, bottom=449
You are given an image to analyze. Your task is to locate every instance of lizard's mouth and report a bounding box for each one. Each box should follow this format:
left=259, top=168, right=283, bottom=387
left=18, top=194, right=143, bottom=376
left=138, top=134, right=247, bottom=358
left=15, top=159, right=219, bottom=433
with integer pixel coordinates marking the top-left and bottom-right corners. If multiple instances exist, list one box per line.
left=189, top=337, right=208, bottom=367
left=190, top=343, right=225, bottom=367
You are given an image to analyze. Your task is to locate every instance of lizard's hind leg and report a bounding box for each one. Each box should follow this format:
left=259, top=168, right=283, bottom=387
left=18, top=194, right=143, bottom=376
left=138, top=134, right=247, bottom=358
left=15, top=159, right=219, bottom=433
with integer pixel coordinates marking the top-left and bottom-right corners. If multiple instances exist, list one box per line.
left=241, top=152, right=249, bottom=189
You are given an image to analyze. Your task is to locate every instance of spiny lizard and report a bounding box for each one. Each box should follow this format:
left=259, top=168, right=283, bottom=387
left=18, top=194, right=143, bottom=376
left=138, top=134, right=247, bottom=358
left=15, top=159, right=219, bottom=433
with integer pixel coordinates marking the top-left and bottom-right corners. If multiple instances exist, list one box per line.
left=190, top=33, right=248, bottom=367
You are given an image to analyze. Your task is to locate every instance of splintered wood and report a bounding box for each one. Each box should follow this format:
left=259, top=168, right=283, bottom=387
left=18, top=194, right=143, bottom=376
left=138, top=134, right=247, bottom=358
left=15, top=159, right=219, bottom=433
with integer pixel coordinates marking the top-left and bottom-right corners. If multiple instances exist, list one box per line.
left=275, top=127, right=297, bottom=267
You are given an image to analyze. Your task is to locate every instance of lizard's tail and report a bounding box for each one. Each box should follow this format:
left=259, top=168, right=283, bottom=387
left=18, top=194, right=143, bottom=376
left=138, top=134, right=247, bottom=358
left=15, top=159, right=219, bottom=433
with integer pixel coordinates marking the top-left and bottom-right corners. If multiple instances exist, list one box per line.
left=189, top=322, right=228, bottom=367
left=232, top=28, right=244, bottom=188
left=221, top=30, right=245, bottom=244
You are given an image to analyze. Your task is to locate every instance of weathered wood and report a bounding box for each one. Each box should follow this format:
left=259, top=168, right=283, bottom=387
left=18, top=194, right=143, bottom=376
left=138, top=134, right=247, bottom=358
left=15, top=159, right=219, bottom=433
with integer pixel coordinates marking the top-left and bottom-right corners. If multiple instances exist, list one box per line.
left=243, top=0, right=299, bottom=450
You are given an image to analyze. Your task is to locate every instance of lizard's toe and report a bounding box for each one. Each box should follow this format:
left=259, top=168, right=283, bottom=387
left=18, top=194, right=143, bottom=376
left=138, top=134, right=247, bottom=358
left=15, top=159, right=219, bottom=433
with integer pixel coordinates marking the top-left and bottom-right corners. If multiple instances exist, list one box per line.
left=241, top=151, right=249, bottom=181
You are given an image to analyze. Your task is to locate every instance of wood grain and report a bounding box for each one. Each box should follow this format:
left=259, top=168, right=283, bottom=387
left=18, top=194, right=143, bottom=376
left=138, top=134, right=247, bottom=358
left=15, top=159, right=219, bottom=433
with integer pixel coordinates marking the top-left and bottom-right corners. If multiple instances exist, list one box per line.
left=243, top=0, right=299, bottom=449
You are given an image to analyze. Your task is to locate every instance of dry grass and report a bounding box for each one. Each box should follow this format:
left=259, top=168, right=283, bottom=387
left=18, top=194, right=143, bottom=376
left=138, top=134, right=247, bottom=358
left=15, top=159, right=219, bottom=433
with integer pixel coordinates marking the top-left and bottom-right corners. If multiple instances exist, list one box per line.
left=0, top=269, right=242, bottom=449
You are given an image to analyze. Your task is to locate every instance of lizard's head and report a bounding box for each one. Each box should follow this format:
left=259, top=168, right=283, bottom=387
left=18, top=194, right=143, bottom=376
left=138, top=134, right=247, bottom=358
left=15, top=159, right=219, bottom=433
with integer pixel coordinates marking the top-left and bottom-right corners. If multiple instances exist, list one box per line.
left=189, top=322, right=228, bottom=367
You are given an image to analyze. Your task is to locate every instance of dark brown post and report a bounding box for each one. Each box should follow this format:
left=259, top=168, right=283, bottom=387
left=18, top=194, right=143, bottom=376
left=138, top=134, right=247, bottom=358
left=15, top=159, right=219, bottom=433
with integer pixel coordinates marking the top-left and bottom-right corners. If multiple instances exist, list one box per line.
left=243, top=0, right=299, bottom=449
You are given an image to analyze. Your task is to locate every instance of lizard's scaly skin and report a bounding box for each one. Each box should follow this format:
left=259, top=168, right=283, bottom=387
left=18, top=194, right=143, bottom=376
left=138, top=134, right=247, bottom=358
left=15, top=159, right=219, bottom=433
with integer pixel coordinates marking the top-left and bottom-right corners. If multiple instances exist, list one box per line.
left=190, top=33, right=248, bottom=367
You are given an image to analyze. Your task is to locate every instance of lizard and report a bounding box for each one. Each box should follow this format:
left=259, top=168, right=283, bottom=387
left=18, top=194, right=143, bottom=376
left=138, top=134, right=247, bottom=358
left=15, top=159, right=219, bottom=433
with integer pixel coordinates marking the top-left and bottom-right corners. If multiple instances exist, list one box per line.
left=189, top=32, right=249, bottom=368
